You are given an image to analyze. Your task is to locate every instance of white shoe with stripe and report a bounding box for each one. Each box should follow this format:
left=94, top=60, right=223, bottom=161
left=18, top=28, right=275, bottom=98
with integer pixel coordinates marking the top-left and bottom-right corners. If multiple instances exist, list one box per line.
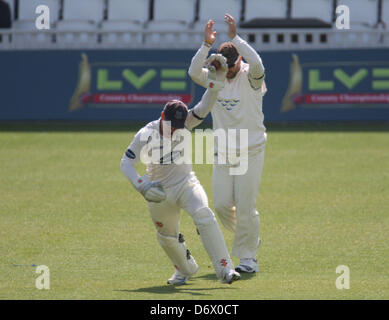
left=235, top=258, right=259, bottom=273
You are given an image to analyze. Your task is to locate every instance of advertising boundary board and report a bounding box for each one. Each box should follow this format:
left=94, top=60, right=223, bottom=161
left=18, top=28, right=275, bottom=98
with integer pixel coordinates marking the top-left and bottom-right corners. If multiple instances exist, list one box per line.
left=0, top=48, right=388, bottom=121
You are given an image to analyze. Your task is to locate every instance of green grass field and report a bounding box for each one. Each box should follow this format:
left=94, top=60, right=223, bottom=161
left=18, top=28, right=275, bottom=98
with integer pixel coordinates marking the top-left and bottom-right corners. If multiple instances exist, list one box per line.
left=0, top=122, right=388, bottom=300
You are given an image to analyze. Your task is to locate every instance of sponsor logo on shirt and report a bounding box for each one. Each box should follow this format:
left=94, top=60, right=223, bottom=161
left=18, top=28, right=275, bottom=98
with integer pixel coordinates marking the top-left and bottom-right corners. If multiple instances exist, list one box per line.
left=217, top=98, right=240, bottom=111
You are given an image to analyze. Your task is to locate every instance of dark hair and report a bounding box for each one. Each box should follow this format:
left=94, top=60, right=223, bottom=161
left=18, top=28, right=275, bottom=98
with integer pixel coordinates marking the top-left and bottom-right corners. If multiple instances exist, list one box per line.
left=218, top=42, right=239, bottom=68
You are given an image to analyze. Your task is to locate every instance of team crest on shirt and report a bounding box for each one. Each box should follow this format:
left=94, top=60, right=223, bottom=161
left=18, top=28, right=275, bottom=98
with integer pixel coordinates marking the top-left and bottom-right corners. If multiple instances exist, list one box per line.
left=217, top=98, right=240, bottom=111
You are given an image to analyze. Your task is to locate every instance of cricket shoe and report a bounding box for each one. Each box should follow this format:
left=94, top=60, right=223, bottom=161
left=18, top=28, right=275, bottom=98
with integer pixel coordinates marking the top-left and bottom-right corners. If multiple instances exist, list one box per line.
left=235, top=258, right=259, bottom=273
left=167, top=267, right=197, bottom=286
left=167, top=251, right=199, bottom=286
left=220, top=269, right=241, bottom=284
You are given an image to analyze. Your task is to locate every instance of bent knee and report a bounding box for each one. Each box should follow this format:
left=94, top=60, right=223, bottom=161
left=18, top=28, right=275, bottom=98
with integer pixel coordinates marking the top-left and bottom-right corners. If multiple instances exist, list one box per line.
left=235, top=208, right=259, bottom=224
left=214, top=202, right=234, bottom=216
left=192, top=207, right=216, bottom=227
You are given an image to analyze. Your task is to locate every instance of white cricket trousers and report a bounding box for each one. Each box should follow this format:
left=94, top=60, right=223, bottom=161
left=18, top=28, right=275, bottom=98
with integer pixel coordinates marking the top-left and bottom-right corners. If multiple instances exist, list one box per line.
left=148, top=172, right=235, bottom=278
left=212, top=147, right=265, bottom=259
left=147, top=172, right=208, bottom=236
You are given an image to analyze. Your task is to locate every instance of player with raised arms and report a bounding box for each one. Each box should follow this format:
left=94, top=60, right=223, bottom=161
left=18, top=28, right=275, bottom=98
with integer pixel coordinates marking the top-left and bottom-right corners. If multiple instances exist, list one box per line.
left=120, top=54, right=241, bottom=285
left=188, top=14, right=267, bottom=274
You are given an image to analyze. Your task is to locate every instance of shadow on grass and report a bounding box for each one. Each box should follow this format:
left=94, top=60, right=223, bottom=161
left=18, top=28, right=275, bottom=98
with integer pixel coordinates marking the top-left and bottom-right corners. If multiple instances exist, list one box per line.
left=114, top=273, right=242, bottom=297
left=195, top=272, right=256, bottom=281
left=115, top=286, right=219, bottom=297
left=115, top=271, right=255, bottom=297
left=1, top=121, right=389, bottom=132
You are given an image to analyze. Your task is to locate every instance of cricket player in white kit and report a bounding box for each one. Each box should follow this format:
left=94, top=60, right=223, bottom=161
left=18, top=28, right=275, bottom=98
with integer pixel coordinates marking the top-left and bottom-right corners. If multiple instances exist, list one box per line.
left=120, top=54, right=241, bottom=285
left=188, top=14, right=267, bottom=273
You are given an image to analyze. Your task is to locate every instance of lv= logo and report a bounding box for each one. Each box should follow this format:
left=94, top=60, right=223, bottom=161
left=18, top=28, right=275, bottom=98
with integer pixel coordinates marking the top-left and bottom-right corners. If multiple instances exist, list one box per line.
left=69, top=54, right=192, bottom=111
left=281, top=54, right=389, bottom=112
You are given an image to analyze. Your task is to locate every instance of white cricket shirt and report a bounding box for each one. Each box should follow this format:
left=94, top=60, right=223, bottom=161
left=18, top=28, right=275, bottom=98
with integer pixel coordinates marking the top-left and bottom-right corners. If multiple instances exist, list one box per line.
left=124, top=120, right=193, bottom=188
left=211, top=62, right=267, bottom=155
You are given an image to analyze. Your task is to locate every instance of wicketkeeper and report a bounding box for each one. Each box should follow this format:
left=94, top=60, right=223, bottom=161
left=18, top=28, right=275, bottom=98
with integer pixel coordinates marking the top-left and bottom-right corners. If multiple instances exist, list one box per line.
left=120, top=54, right=240, bottom=285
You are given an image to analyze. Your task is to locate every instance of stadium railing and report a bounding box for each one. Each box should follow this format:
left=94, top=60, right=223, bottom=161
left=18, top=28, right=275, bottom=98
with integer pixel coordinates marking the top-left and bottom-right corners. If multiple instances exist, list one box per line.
left=0, top=28, right=388, bottom=51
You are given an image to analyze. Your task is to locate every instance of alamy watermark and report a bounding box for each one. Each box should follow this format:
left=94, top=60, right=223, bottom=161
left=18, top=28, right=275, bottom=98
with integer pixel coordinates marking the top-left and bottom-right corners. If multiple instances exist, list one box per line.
left=35, top=5, right=50, bottom=30
left=135, top=125, right=251, bottom=175
left=335, top=5, right=350, bottom=30
left=335, top=265, right=350, bottom=290
left=35, top=265, right=50, bottom=290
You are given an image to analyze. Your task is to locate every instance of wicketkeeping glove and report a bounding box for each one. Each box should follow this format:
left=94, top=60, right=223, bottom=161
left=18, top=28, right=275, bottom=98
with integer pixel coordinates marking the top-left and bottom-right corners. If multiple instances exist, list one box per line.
left=135, top=175, right=166, bottom=203
left=205, top=54, right=228, bottom=91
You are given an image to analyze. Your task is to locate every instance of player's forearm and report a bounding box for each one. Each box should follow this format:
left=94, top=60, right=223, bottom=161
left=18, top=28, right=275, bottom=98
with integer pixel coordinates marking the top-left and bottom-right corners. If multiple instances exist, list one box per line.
left=120, top=155, right=140, bottom=188
left=232, top=35, right=265, bottom=77
left=120, top=155, right=166, bottom=203
left=185, top=89, right=218, bottom=130
left=188, top=43, right=210, bottom=87
left=193, top=89, right=218, bottom=119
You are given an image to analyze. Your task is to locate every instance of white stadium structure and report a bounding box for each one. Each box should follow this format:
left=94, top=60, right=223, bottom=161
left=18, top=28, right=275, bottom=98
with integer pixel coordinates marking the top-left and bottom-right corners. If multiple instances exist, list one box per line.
left=0, top=0, right=388, bottom=51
